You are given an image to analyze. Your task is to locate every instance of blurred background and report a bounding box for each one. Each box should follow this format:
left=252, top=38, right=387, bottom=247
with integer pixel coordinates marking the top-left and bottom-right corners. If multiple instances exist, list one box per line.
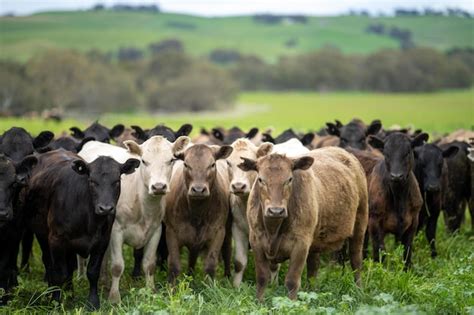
left=0, top=0, right=473, bottom=133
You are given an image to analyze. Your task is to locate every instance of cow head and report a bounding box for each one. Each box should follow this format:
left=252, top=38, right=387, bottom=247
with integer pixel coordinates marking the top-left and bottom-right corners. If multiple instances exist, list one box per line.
left=0, top=127, right=53, bottom=161
left=70, top=122, right=124, bottom=143
left=227, top=139, right=273, bottom=196
left=0, top=154, right=37, bottom=221
left=176, top=144, right=233, bottom=199
left=369, top=132, right=428, bottom=184
left=124, top=135, right=190, bottom=196
left=326, top=119, right=382, bottom=150
left=238, top=153, right=313, bottom=219
left=72, top=156, right=140, bottom=215
left=131, top=123, right=193, bottom=143
left=414, top=144, right=458, bottom=193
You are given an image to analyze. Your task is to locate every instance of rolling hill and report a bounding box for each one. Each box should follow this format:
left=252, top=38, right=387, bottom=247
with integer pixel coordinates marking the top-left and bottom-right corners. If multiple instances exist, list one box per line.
left=0, top=10, right=473, bottom=62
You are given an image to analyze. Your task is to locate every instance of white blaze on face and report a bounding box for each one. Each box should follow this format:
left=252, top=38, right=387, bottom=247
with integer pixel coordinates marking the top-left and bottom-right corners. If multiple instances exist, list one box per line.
left=228, top=139, right=260, bottom=195
left=125, top=136, right=190, bottom=196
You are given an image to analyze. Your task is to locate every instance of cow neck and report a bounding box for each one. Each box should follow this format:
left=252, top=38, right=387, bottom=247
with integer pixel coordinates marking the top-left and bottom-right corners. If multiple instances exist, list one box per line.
left=259, top=201, right=287, bottom=259
left=186, top=182, right=218, bottom=226
left=387, top=173, right=410, bottom=241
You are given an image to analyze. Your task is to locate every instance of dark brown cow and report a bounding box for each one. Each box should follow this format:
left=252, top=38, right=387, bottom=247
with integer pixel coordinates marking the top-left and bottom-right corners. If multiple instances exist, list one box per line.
left=239, top=147, right=368, bottom=301
left=164, top=144, right=233, bottom=284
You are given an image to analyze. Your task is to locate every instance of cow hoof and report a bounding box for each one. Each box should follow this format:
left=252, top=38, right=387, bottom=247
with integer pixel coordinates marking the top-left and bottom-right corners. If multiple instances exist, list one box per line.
left=108, top=292, right=121, bottom=304
left=87, top=295, right=100, bottom=310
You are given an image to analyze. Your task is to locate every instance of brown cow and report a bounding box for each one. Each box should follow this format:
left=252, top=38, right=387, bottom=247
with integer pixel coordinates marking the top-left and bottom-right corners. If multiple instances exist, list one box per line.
left=164, top=144, right=233, bottom=284
left=239, top=147, right=368, bottom=301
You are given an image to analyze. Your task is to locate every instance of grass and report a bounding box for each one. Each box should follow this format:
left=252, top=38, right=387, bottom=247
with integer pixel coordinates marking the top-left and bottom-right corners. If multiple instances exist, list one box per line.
left=1, top=89, right=474, bottom=313
left=0, top=12, right=473, bottom=62
left=1, top=90, right=473, bottom=137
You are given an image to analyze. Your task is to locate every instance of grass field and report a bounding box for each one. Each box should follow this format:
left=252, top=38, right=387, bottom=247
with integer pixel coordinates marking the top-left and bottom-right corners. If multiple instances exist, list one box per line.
left=0, top=11, right=473, bottom=61
left=1, top=90, right=474, bottom=313
left=1, top=90, right=473, bottom=137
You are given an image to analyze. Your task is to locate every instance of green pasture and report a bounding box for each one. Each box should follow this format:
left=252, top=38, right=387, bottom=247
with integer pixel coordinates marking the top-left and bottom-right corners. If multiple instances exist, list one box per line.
left=1, top=90, right=472, bottom=137
left=0, top=11, right=472, bottom=61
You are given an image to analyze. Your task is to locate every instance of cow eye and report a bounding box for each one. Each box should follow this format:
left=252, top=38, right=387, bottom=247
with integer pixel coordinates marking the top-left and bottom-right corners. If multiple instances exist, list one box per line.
left=211, top=162, right=216, bottom=168
left=258, top=177, right=265, bottom=185
left=287, top=177, right=293, bottom=185
left=183, top=163, right=189, bottom=169
left=169, top=158, right=177, bottom=165
left=142, top=159, right=149, bottom=166
left=226, top=160, right=232, bottom=167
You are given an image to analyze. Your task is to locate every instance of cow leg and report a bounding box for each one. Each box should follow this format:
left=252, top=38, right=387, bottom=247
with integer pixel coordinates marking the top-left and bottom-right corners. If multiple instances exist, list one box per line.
left=187, top=249, right=199, bottom=275
left=166, top=227, right=181, bottom=285
left=65, top=253, right=76, bottom=292
left=362, top=231, right=369, bottom=259
left=86, top=242, right=109, bottom=310
left=285, top=243, right=310, bottom=300
left=203, top=229, right=225, bottom=279
left=156, top=224, right=168, bottom=270
left=254, top=247, right=270, bottom=302
left=132, top=248, right=144, bottom=278
left=425, top=199, right=440, bottom=258
left=306, top=251, right=320, bottom=281
left=221, top=215, right=232, bottom=278
left=142, top=225, right=161, bottom=290
left=269, top=263, right=280, bottom=285
left=20, top=229, right=34, bottom=272
left=49, top=245, right=68, bottom=303
left=77, top=256, right=88, bottom=279
left=35, top=234, right=52, bottom=282
left=232, top=223, right=249, bottom=287
left=402, top=220, right=418, bottom=270
left=0, top=244, right=13, bottom=305
left=349, top=201, right=368, bottom=286
left=370, top=219, right=385, bottom=263
left=108, top=231, right=124, bottom=304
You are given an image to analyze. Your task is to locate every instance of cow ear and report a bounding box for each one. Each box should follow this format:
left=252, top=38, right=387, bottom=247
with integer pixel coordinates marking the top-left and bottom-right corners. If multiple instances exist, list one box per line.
left=176, top=124, right=193, bottom=137
left=200, top=128, right=209, bottom=135
left=368, top=135, right=385, bottom=150
left=131, top=125, right=148, bottom=141
left=70, top=127, right=85, bottom=139
left=367, top=120, right=382, bottom=136
left=173, top=136, right=190, bottom=155
left=412, top=133, right=429, bottom=148
left=262, top=133, right=274, bottom=144
left=300, top=133, right=315, bottom=146
left=124, top=140, right=143, bottom=156
left=33, top=131, right=54, bottom=149
left=72, top=160, right=90, bottom=176
left=15, top=156, right=38, bottom=185
left=246, top=128, right=259, bottom=140
left=213, top=145, right=233, bottom=160
left=442, top=145, right=459, bottom=159
left=257, top=142, right=273, bottom=158
left=109, top=124, right=125, bottom=139
left=76, top=137, right=95, bottom=153
left=212, top=128, right=224, bottom=142
left=238, top=157, right=257, bottom=172
left=120, top=158, right=140, bottom=175
left=326, top=123, right=340, bottom=136
left=335, top=119, right=343, bottom=128
left=292, top=156, right=314, bottom=171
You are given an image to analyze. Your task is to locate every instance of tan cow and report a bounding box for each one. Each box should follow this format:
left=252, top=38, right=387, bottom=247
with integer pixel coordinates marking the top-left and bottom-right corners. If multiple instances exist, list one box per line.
left=239, top=147, right=368, bottom=301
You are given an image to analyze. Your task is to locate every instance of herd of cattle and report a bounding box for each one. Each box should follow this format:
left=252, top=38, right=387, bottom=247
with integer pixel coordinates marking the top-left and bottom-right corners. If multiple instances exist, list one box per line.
left=0, top=120, right=472, bottom=309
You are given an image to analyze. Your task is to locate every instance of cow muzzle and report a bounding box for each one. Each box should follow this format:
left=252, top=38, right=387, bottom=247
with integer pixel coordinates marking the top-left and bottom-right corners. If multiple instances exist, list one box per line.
left=95, top=204, right=115, bottom=216
left=230, top=181, right=249, bottom=195
left=150, top=182, right=168, bottom=196
left=265, top=207, right=287, bottom=219
left=188, top=184, right=210, bottom=199
left=0, top=208, right=13, bottom=221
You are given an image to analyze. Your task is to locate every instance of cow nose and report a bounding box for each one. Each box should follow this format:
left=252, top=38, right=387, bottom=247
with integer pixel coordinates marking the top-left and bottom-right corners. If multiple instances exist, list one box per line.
left=231, top=182, right=247, bottom=192
left=267, top=207, right=286, bottom=217
left=426, top=184, right=440, bottom=192
left=98, top=204, right=115, bottom=214
left=0, top=209, right=11, bottom=220
left=390, top=173, right=404, bottom=182
left=191, top=185, right=206, bottom=194
left=151, top=183, right=167, bottom=194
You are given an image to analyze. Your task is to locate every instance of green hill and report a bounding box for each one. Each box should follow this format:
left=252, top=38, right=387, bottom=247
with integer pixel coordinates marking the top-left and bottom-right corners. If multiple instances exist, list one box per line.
left=0, top=11, right=473, bottom=62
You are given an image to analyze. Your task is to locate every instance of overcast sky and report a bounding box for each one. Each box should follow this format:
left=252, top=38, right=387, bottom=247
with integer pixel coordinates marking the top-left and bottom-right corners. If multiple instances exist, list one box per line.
left=1, top=0, right=473, bottom=16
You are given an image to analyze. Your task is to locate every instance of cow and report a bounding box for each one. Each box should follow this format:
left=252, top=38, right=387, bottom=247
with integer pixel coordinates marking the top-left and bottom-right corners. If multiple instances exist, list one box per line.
left=0, top=127, right=54, bottom=161
left=70, top=121, right=125, bottom=143
left=439, top=141, right=471, bottom=232
left=262, top=129, right=314, bottom=148
left=193, top=126, right=260, bottom=146
left=79, top=135, right=190, bottom=303
left=367, top=132, right=428, bottom=268
left=326, top=119, right=382, bottom=150
left=0, top=154, right=38, bottom=304
left=24, top=150, right=139, bottom=309
left=238, top=147, right=368, bottom=301
left=164, top=144, right=233, bottom=284
left=413, top=143, right=458, bottom=257
left=131, top=123, right=193, bottom=143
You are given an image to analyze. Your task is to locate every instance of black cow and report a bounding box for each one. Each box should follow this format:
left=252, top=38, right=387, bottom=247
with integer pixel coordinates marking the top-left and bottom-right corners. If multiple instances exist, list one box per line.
left=262, top=128, right=314, bottom=147
left=0, top=154, right=38, bottom=304
left=368, top=132, right=428, bottom=268
left=210, top=126, right=259, bottom=145
left=326, top=119, right=382, bottom=150
left=0, top=127, right=53, bottom=161
left=414, top=144, right=458, bottom=257
left=41, top=136, right=95, bottom=153
left=131, top=123, right=193, bottom=142
left=70, top=122, right=124, bottom=143
left=439, top=141, right=471, bottom=232
left=25, top=150, right=139, bottom=309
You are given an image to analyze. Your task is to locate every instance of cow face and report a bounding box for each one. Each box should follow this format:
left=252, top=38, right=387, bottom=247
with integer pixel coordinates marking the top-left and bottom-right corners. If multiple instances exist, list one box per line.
left=132, top=123, right=193, bottom=142
left=124, top=136, right=190, bottom=196
left=370, top=132, right=428, bottom=184
left=70, top=122, right=124, bottom=143
left=0, top=127, right=53, bottom=161
left=72, top=156, right=140, bottom=215
left=239, top=154, right=313, bottom=219
left=414, top=144, right=458, bottom=193
left=0, top=154, right=37, bottom=221
left=177, top=144, right=232, bottom=199
left=326, top=119, right=382, bottom=150
left=227, top=139, right=273, bottom=196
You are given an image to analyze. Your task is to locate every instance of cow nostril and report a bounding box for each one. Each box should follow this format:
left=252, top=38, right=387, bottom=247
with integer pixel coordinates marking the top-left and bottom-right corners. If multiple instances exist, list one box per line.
left=99, top=205, right=115, bottom=213
left=232, top=183, right=247, bottom=191
left=268, top=207, right=285, bottom=216
left=152, top=183, right=167, bottom=192
left=390, top=173, right=404, bottom=181
left=191, top=186, right=206, bottom=193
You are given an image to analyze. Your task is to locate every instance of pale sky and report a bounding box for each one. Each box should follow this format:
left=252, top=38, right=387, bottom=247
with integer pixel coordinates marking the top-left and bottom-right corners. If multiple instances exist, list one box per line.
left=0, top=0, right=473, bottom=16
